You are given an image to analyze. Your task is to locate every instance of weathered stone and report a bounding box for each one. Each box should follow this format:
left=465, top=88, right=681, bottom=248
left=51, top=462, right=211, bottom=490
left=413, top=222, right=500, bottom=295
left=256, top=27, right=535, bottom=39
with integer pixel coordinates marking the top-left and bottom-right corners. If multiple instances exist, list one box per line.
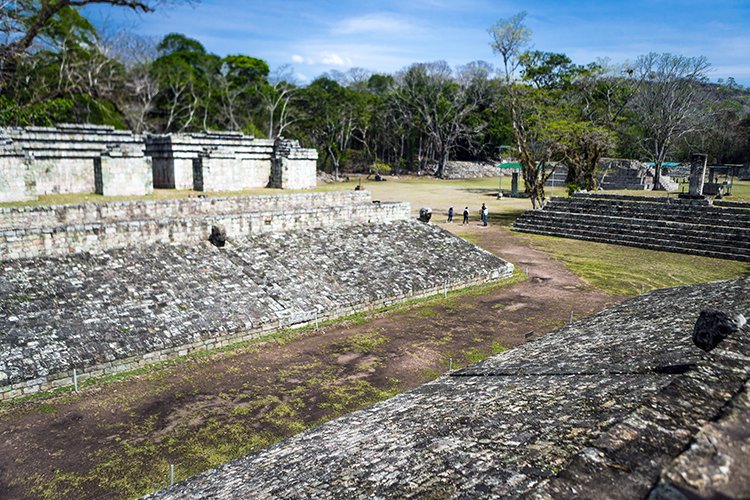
left=208, top=225, right=227, bottom=248
left=418, top=207, right=432, bottom=223
left=513, top=194, right=750, bottom=262
left=689, top=153, right=708, bottom=197
left=0, top=124, right=151, bottom=199
left=145, top=279, right=750, bottom=499
left=0, top=218, right=513, bottom=396
left=692, top=309, right=747, bottom=351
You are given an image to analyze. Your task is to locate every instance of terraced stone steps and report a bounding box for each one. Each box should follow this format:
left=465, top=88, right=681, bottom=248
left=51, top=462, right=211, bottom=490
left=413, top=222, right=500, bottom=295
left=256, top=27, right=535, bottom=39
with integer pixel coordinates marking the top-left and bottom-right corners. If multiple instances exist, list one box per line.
left=513, top=195, right=750, bottom=262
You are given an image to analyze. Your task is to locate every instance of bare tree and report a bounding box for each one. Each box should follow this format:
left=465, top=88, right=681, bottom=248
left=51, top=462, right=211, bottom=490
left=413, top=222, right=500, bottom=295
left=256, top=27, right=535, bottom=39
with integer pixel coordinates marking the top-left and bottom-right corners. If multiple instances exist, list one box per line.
left=488, top=11, right=532, bottom=83
left=630, top=53, right=711, bottom=189
left=262, top=64, right=297, bottom=138
left=394, top=61, right=487, bottom=178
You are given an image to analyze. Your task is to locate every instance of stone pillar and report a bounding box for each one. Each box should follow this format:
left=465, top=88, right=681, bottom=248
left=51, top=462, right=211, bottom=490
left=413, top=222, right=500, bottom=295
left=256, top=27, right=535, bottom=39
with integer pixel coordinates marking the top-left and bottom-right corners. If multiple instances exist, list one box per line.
left=511, top=172, right=519, bottom=197
left=96, top=145, right=153, bottom=196
left=271, top=139, right=318, bottom=189
left=689, top=153, right=707, bottom=196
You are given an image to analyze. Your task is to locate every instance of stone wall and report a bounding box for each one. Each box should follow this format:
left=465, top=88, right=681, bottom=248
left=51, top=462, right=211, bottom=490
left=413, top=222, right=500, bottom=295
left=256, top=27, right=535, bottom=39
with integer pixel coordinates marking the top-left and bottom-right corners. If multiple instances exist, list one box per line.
left=146, top=278, right=750, bottom=499
left=0, top=220, right=514, bottom=400
left=439, top=161, right=500, bottom=179
left=543, top=159, right=680, bottom=191
left=0, top=124, right=152, bottom=200
left=0, top=191, right=404, bottom=260
left=270, top=139, right=318, bottom=189
left=513, top=194, right=750, bottom=261
left=0, top=191, right=371, bottom=230
left=144, top=133, right=317, bottom=191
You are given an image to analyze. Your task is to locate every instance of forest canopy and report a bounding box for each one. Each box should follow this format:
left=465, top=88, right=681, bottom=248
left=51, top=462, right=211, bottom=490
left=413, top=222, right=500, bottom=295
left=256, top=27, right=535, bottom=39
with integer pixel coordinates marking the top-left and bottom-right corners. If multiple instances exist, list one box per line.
left=1, top=2, right=748, bottom=188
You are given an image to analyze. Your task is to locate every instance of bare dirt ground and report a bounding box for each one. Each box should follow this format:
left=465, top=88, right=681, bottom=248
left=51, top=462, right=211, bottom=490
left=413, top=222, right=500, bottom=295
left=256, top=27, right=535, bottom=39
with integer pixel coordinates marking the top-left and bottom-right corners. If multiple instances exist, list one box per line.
left=0, top=219, right=620, bottom=499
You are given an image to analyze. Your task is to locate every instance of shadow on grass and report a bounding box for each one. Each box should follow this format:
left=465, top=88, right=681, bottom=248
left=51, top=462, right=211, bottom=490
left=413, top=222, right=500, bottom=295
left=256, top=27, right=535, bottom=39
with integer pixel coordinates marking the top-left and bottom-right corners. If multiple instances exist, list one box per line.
left=488, top=210, right=525, bottom=228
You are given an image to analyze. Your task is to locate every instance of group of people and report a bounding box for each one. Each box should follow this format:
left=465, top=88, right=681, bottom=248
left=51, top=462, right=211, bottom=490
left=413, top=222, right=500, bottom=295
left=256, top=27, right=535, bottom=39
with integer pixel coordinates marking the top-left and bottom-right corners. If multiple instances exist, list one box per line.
left=446, top=203, right=489, bottom=226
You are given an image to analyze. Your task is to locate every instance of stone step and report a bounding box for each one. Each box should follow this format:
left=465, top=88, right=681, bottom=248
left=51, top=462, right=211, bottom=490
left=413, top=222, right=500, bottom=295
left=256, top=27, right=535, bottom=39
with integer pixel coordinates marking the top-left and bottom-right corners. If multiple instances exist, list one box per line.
left=512, top=225, right=750, bottom=262
left=544, top=200, right=750, bottom=225
left=513, top=222, right=750, bottom=261
left=516, top=212, right=750, bottom=242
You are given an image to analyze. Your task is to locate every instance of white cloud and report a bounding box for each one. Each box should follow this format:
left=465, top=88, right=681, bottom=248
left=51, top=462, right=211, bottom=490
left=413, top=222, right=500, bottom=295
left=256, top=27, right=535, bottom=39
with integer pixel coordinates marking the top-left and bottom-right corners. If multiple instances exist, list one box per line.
left=320, top=51, right=352, bottom=66
left=332, top=13, right=420, bottom=35
left=291, top=54, right=305, bottom=63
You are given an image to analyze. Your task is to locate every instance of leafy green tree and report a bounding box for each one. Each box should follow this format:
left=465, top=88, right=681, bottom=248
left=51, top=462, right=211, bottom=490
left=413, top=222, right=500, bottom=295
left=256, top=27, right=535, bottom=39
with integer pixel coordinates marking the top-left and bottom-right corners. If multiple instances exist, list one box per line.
left=519, top=51, right=593, bottom=89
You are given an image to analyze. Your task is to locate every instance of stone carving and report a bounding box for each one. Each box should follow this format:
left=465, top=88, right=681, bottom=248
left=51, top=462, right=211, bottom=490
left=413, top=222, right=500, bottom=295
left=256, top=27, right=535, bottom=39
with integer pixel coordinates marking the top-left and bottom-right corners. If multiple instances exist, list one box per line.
left=688, top=153, right=708, bottom=197
left=208, top=225, right=228, bottom=247
left=419, top=207, right=432, bottom=223
left=692, top=310, right=747, bottom=351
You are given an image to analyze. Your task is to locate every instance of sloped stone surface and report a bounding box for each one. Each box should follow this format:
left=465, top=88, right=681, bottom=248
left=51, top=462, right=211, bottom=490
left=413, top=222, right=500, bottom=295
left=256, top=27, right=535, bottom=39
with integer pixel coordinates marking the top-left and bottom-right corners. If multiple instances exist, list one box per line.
left=0, top=220, right=511, bottom=394
left=146, top=279, right=750, bottom=499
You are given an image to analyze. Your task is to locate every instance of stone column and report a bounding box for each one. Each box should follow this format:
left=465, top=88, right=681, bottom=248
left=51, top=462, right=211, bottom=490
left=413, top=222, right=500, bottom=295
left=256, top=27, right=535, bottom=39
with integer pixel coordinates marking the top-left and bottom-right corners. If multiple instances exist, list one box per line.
left=688, top=153, right=707, bottom=196
left=511, top=172, right=519, bottom=197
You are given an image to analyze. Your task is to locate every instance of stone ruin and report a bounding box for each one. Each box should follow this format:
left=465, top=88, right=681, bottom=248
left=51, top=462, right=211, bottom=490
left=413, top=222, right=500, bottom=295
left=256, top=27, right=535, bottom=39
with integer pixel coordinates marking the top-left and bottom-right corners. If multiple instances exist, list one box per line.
left=0, top=124, right=152, bottom=202
left=0, top=190, right=514, bottom=400
left=147, top=278, right=750, bottom=499
left=0, top=124, right=318, bottom=203
left=145, top=132, right=317, bottom=192
left=513, top=193, right=750, bottom=262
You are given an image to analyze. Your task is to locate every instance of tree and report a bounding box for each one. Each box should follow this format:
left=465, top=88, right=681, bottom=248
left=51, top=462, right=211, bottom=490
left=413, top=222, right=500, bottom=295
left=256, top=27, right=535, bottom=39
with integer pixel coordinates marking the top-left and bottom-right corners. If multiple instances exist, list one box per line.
left=0, top=0, right=166, bottom=84
left=298, top=77, right=359, bottom=180
left=629, top=53, right=711, bottom=189
left=490, top=12, right=555, bottom=207
left=488, top=11, right=532, bottom=83
left=394, top=61, right=488, bottom=178
left=519, top=51, right=592, bottom=89
left=261, top=64, right=297, bottom=139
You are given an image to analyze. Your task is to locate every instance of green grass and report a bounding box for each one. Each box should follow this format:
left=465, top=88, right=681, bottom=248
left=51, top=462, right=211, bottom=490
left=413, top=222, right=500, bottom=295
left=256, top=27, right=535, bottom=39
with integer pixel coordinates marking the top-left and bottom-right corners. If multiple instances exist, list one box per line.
left=525, top=234, right=749, bottom=297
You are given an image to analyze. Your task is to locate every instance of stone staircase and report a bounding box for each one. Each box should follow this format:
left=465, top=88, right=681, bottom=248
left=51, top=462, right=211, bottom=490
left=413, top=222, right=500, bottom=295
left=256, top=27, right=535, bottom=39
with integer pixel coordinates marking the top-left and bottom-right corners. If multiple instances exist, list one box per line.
left=512, top=194, right=750, bottom=262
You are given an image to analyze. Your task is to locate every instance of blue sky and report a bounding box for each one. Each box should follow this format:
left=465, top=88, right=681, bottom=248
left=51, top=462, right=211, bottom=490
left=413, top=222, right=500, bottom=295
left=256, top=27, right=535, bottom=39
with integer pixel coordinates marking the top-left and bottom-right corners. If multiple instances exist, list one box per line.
left=86, top=0, right=750, bottom=85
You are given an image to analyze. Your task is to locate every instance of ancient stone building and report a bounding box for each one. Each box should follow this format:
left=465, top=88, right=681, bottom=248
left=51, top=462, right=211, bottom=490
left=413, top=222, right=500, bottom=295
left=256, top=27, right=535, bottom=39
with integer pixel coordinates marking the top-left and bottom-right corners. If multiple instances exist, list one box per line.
left=0, top=125, right=319, bottom=203
left=513, top=193, right=750, bottom=262
left=144, top=132, right=317, bottom=191
left=544, top=159, right=679, bottom=191
left=0, top=124, right=152, bottom=202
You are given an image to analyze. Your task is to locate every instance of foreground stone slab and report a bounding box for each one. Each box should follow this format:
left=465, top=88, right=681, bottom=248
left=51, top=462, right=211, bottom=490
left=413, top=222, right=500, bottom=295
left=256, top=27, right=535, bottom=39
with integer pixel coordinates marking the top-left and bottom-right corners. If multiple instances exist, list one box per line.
left=146, top=279, right=749, bottom=499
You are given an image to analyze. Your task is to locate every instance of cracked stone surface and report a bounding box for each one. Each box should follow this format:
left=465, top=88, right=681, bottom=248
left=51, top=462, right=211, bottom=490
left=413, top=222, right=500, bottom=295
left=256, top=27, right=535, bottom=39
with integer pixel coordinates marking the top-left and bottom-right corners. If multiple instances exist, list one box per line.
left=0, top=220, right=511, bottom=390
left=146, top=279, right=750, bottom=499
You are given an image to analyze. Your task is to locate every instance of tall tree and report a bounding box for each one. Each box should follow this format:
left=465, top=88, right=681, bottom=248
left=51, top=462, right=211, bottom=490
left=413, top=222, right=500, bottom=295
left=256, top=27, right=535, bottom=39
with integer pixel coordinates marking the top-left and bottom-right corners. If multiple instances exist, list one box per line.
left=629, top=52, right=711, bottom=189
left=0, top=0, right=166, bottom=84
left=488, top=11, right=531, bottom=83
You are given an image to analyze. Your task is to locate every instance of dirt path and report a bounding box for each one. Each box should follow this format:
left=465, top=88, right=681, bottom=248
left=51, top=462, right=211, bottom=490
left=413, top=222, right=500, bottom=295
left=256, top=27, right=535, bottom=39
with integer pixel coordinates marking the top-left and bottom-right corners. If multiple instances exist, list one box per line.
left=0, top=222, right=620, bottom=499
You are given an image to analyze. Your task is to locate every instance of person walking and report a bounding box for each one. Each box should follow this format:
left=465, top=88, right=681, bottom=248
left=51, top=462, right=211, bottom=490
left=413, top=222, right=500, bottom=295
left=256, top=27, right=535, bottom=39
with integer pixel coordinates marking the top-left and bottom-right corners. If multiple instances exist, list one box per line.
left=481, top=203, right=488, bottom=226
left=462, top=207, right=469, bottom=225
left=447, top=206, right=454, bottom=223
